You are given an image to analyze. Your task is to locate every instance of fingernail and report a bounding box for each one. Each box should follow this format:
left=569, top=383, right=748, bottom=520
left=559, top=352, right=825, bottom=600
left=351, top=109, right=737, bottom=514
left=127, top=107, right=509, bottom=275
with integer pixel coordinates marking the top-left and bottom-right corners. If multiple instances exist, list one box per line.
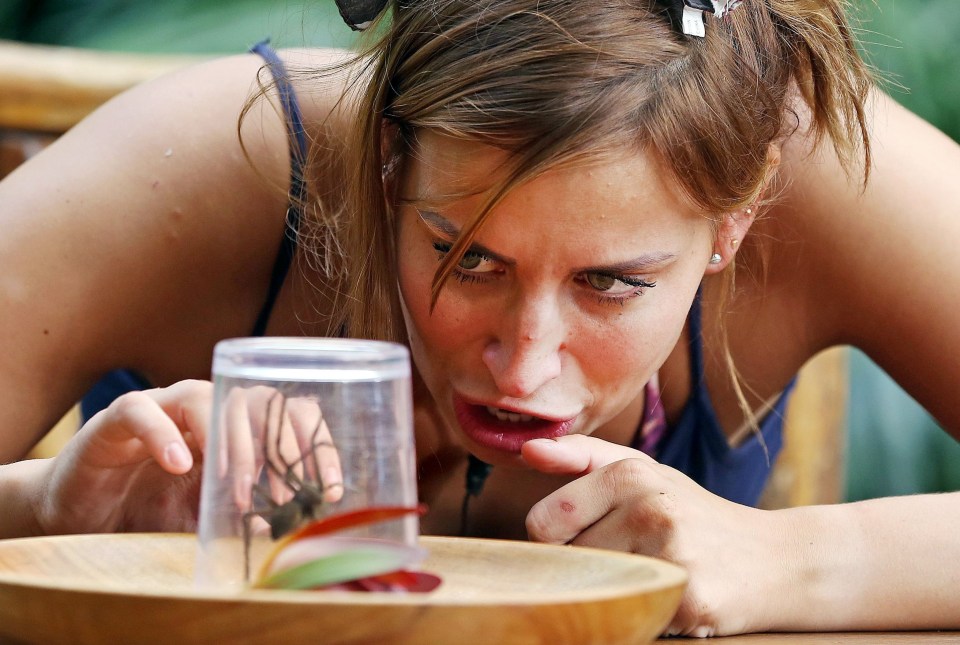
left=164, top=442, right=192, bottom=471
left=324, top=466, right=341, bottom=487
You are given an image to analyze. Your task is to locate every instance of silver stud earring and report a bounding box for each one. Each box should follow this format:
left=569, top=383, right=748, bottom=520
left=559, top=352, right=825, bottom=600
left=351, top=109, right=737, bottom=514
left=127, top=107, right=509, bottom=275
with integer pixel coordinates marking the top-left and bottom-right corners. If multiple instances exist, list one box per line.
left=746, top=208, right=753, bottom=215
left=709, top=253, right=722, bottom=264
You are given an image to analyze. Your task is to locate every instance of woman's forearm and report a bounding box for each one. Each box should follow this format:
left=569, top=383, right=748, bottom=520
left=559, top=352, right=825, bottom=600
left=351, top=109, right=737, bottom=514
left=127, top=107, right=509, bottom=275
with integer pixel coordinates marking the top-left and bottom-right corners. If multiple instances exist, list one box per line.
left=767, top=492, right=960, bottom=631
left=0, top=459, right=49, bottom=539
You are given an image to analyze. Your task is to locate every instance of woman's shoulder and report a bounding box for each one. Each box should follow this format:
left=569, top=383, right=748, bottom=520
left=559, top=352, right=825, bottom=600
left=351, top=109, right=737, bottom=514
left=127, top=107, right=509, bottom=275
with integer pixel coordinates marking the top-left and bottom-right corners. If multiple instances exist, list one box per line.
left=737, top=89, right=960, bottom=430
left=770, top=89, right=960, bottom=340
left=0, top=48, right=355, bottom=446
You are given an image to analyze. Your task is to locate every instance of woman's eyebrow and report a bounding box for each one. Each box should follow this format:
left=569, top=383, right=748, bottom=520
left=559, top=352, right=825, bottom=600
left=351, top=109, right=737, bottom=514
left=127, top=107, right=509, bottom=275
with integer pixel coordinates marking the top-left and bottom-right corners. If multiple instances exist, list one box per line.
left=418, top=208, right=676, bottom=273
left=575, top=252, right=677, bottom=274
left=416, top=209, right=460, bottom=237
left=417, top=209, right=513, bottom=264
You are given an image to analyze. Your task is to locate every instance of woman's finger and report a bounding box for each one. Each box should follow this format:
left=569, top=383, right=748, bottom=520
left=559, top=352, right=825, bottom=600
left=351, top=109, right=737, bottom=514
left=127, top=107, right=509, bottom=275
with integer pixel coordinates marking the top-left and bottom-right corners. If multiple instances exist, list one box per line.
left=285, top=396, right=343, bottom=503
left=525, top=457, right=656, bottom=545
left=84, top=390, right=193, bottom=474
left=567, top=497, right=672, bottom=556
left=152, top=379, right=213, bottom=453
left=223, top=386, right=257, bottom=508
left=520, top=433, right=657, bottom=476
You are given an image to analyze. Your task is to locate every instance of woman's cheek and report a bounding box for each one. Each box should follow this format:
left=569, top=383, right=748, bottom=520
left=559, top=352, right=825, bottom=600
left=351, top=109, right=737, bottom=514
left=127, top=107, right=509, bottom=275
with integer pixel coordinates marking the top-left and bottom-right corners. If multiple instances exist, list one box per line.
left=415, top=291, right=485, bottom=355
left=575, top=304, right=683, bottom=400
left=397, top=255, right=480, bottom=379
left=576, top=317, right=657, bottom=391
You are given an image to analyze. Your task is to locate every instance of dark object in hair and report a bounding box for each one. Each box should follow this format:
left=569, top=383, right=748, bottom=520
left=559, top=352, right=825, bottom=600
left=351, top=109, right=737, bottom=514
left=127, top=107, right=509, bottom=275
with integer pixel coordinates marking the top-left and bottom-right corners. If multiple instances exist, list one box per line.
left=655, top=0, right=740, bottom=35
left=335, top=0, right=390, bottom=30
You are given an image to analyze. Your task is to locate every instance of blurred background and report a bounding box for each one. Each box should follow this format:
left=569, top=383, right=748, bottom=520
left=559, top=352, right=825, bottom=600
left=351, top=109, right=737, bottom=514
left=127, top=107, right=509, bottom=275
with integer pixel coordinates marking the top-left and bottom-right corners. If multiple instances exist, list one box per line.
left=845, top=1, right=960, bottom=501
left=1, top=0, right=958, bottom=501
left=0, top=0, right=355, bottom=53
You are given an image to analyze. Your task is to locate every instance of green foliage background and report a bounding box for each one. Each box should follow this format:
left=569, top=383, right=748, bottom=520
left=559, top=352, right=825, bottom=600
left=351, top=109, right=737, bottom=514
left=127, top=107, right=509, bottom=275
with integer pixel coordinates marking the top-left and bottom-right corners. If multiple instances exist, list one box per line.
left=855, top=0, right=960, bottom=142
left=845, top=1, right=960, bottom=500
left=0, top=0, right=355, bottom=52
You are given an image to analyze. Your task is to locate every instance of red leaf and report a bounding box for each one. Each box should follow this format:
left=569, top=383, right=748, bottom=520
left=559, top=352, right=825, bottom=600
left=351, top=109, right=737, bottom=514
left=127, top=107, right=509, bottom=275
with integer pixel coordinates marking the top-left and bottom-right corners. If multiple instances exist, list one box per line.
left=256, top=505, right=427, bottom=582
left=314, top=569, right=442, bottom=593
left=287, top=504, right=427, bottom=542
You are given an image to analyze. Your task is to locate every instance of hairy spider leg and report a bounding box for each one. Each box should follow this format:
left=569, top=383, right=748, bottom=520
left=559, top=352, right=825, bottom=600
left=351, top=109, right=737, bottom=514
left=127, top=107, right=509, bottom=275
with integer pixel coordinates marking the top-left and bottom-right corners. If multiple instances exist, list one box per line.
left=259, top=392, right=333, bottom=538
left=241, top=478, right=282, bottom=581
left=303, top=405, right=345, bottom=498
left=259, top=392, right=305, bottom=497
left=305, top=406, right=327, bottom=483
left=265, top=392, right=338, bottom=498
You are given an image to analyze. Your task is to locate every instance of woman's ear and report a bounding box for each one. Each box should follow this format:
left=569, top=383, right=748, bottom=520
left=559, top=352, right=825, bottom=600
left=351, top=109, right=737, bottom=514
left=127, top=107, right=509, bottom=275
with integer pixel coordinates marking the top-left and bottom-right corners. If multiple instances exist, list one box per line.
left=703, top=207, right=757, bottom=274
left=704, top=142, right=779, bottom=274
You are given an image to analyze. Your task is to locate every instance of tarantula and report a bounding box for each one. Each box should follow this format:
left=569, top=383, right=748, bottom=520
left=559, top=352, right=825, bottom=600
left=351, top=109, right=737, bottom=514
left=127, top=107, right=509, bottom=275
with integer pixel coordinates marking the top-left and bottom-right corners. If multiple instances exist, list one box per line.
left=241, top=391, right=341, bottom=580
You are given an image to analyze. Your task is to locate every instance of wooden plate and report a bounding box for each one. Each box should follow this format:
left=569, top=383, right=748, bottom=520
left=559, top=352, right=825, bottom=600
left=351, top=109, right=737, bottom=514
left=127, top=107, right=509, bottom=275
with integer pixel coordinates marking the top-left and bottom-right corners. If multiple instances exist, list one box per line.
left=0, top=534, right=685, bottom=644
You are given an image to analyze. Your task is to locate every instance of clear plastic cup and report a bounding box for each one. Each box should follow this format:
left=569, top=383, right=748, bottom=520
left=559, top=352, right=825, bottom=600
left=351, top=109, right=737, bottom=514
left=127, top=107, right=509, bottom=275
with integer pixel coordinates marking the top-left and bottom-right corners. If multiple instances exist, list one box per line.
left=195, top=337, right=417, bottom=589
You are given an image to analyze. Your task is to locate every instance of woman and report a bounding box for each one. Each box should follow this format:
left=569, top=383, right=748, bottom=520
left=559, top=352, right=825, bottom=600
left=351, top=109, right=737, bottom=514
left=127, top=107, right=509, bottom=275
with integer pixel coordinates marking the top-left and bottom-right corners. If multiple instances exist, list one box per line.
left=1, top=0, right=959, bottom=635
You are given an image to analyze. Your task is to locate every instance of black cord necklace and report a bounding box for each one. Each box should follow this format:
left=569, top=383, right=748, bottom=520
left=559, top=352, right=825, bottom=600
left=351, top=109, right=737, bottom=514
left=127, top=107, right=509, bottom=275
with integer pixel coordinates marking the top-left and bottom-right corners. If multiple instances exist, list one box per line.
left=459, top=454, right=493, bottom=537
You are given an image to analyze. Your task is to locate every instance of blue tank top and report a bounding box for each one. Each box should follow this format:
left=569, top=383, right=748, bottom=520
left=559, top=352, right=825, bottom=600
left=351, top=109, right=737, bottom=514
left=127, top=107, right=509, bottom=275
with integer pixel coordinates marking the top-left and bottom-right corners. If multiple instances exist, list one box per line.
left=80, top=40, right=306, bottom=421
left=653, top=291, right=796, bottom=506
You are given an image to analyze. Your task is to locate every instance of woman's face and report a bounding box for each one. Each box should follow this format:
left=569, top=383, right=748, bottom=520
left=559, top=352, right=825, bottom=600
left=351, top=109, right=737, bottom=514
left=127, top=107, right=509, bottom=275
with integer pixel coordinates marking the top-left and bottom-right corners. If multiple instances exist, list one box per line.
left=395, top=132, right=715, bottom=467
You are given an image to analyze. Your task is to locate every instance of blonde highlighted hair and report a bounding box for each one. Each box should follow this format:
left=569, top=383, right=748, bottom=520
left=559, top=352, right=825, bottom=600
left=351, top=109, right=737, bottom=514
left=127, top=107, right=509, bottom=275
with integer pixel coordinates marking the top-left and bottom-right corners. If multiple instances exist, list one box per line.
left=251, top=1, right=873, bottom=430
left=320, top=0, right=872, bottom=343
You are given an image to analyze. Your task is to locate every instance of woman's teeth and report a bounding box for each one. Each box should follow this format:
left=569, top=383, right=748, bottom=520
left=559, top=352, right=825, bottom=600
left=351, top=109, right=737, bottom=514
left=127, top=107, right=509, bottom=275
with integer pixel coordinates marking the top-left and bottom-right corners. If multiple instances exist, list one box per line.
left=486, top=406, right=535, bottom=423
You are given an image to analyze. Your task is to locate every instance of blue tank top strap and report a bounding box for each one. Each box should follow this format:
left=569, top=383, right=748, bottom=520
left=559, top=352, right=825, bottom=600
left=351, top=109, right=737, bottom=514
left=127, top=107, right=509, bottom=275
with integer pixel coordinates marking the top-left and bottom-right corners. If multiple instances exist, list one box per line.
left=248, top=39, right=308, bottom=337
left=79, top=369, right=153, bottom=423
left=655, top=286, right=797, bottom=506
left=80, top=40, right=307, bottom=423
left=685, top=285, right=709, bottom=406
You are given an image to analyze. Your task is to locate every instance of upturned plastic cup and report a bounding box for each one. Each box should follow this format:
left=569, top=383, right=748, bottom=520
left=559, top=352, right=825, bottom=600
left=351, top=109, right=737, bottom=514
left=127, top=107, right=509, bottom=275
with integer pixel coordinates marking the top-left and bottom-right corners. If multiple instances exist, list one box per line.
left=195, top=337, right=417, bottom=589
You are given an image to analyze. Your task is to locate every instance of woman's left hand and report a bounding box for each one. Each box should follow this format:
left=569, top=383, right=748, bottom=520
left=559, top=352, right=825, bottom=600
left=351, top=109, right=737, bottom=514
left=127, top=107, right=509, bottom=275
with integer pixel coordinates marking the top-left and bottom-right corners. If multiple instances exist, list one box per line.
left=522, top=434, right=787, bottom=637
left=36, top=380, right=214, bottom=536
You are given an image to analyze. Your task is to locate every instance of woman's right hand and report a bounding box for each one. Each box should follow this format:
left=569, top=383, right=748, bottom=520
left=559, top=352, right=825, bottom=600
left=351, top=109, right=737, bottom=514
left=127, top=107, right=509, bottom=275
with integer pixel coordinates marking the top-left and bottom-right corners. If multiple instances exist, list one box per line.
left=32, top=379, right=345, bottom=537
left=35, top=380, right=214, bottom=535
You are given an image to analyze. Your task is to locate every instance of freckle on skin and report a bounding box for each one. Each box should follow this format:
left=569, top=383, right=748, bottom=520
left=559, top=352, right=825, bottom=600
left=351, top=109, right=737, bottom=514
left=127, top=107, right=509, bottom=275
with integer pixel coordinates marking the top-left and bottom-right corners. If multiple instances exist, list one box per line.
left=560, top=501, right=575, bottom=514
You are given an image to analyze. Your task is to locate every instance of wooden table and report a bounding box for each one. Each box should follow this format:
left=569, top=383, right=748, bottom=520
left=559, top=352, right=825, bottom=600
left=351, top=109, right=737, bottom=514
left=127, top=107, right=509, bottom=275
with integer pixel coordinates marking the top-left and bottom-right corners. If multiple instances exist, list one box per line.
left=668, top=633, right=960, bottom=643
left=2, top=533, right=956, bottom=644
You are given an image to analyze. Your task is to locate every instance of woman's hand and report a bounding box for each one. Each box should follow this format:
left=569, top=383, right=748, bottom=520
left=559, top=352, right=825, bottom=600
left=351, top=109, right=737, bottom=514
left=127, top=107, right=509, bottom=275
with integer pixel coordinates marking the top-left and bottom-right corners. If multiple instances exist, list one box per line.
left=522, top=435, right=787, bottom=637
left=35, top=380, right=214, bottom=535
left=33, top=379, right=346, bottom=538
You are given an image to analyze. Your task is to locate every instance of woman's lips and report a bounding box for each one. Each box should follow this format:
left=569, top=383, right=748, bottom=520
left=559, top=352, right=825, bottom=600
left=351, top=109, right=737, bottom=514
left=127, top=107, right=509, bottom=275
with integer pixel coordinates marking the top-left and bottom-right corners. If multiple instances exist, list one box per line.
left=452, top=394, right=577, bottom=454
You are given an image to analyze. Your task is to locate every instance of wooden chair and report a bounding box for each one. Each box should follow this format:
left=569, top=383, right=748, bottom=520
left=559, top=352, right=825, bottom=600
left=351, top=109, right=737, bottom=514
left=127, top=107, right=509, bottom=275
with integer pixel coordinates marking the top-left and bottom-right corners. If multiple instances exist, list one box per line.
left=0, top=39, right=202, bottom=179
left=760, top=346, right=848, bottom=508
left=0, top=40, right=200, bottom=134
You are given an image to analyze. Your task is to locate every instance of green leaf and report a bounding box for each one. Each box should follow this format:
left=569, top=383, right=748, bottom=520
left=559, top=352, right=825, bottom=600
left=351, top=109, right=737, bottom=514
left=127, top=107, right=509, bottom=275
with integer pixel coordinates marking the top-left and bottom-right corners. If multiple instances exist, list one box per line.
left=255, top=546, right=408, bottom=590
left=256, top=505, right=425, bottom=581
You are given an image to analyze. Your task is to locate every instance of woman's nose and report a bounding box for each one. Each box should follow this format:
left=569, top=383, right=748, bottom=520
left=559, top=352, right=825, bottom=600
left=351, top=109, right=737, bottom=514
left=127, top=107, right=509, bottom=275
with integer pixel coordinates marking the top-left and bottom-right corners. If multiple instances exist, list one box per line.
left=481, top=299, right=564, bottom=398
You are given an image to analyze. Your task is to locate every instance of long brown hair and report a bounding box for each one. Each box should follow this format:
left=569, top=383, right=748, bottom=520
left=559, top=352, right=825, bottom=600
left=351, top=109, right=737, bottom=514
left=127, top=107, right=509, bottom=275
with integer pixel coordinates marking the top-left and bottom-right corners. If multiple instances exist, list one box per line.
left=327, top=0, right=872, bottom=348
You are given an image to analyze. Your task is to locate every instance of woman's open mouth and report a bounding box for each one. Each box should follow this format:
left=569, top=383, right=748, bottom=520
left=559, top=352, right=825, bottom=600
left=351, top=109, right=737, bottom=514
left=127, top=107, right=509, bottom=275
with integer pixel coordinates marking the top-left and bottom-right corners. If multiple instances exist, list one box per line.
left=452, top=394, right=577, bottom=453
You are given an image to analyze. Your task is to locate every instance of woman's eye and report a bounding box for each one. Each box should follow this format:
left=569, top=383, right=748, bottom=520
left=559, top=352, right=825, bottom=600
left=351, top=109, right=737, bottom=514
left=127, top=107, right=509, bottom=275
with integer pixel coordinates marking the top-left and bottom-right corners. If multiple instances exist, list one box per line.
left=433, top=242, right=496, bottom=274
left=585, top=273, right=617, bottom=291
left=458, top=253, right=483, bottom=270
left=582, top=271, right=656, bottom=299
